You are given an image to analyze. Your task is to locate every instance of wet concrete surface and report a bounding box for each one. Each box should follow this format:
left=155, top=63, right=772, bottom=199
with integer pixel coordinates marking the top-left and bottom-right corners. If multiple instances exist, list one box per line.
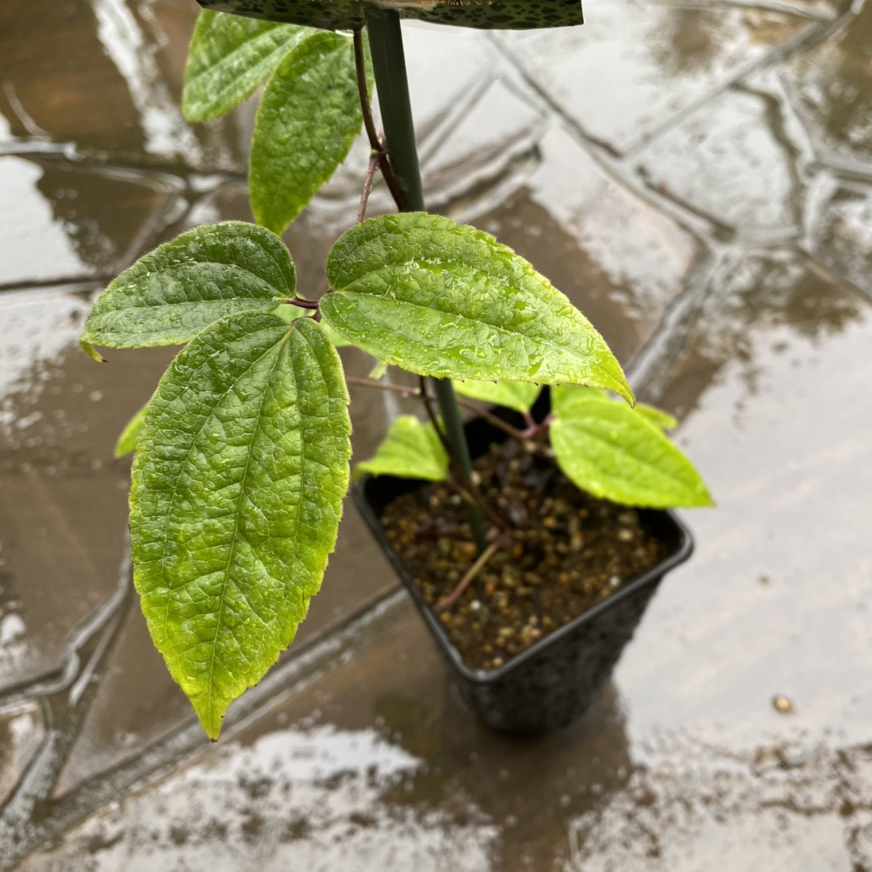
left=1, top=0, right=871, bottom=868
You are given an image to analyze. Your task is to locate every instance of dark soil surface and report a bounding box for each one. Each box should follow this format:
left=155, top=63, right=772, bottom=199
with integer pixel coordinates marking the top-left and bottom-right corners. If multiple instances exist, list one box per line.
left=381, top=438, right=671, bottom=670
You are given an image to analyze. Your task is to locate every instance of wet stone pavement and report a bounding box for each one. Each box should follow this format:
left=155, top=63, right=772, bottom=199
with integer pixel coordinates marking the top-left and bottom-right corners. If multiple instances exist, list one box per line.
left=1, top=0, right=871, bottom=868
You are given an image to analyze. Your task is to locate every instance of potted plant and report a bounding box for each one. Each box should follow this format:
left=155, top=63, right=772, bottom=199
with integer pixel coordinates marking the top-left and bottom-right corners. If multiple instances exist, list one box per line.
left=79, top=0, right=712, bottom=741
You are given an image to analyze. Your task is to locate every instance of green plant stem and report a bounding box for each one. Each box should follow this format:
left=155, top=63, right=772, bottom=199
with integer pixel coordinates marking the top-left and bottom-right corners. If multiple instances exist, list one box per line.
left=352, top=29, right=405, bottom=213
left=363, top=9, right=423, bottom=211
left=365, top=7, right=486, bottom=553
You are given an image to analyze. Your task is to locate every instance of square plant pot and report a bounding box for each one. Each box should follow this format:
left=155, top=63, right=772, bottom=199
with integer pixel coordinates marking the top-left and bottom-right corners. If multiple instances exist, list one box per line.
left=353, top=413, right=694, bottom=735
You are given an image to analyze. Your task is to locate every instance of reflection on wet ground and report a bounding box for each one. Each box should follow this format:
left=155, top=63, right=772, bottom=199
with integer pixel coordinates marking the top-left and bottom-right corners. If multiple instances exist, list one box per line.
left=1, top=0, right=872, bottom=868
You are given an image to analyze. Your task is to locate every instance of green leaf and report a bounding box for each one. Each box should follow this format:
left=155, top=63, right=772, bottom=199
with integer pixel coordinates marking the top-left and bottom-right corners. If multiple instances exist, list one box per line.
left=454, top=379, right=541, bottom=414
left=130, top=314, right=350, bottom=739
left=322, top=214, right=633, bottom=402
left=183, top=11, right=315, bottom=122
left=354, top=415, right=448, bottom=482
left=551, top=387, right=713, bottom=508
left=79, top=339, right=104, bottom=363
left=367, top=360, right=388, bottom=380
left=81, top=222, right=296, bottom=349
left=635, top=403, right=679, bottom=431
left=319, top=319, right=354, bottom=348
left=250, top=32, right=364, bottom=234
left=115, top=402, right=149, bottom=458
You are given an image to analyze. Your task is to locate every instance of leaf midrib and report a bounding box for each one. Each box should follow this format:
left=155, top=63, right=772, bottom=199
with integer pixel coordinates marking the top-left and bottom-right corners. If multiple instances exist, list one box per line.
left=255, top=35, right=353, bottom=227
left=554, top=413, right=686, bottom=486
left=153, top=325, right=287, bottom=664
left=205, top=329, right=290, bottom=725
left=330, top=294, right=592, bottom=375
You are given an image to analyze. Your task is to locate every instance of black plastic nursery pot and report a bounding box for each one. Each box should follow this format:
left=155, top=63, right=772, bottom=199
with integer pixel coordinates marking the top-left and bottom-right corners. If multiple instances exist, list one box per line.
left=353, top=414, right=694, bottom=736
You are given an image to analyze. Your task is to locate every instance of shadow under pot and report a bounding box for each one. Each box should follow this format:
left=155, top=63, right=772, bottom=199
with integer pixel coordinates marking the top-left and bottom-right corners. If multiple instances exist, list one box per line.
left=353, top=413, right=694, bottom=736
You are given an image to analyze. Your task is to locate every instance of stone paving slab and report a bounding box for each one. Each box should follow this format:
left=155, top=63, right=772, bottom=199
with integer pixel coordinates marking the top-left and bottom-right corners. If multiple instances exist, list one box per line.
left=623, top=254, right=872, bottom=747
left=0, top=705, right=44, bottom=809
left=810, top=178, right=872, bottom=298
left=0, top=0, right=247, bottom=171
left=0, top=157, right=179, bottom=288
left=782, top=0, right=872, bottom=171
left=0, top=289, right=175, bottom=693
left=496, top=0, right=815, bottom=156
left=637, top=88, right=802, bottom=236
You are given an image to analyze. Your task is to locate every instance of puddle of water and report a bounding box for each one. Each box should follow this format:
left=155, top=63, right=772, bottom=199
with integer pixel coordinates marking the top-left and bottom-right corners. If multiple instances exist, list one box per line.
left=0, top=288, right=176, bottom=692
left=810, top=179, right=872, bottom=298
left=422, top=77, right=544, bottom=204
left=617, top=251, right=872, bottom=750
left=0, top=156, right=177, bottom=288
left=3, top=1, right=872, bottom=868
left=0, top=0, right=246, bottom=170
left=402, top=22, right=500, bottom=141
left=638, top=89, right=800, bottom=235
left=783, top=1, right=872, bottom=169
left=496, top=0, right=813, bottom=155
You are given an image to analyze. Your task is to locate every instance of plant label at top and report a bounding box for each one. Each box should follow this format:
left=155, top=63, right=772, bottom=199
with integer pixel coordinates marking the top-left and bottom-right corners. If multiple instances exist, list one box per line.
left=196, top=0, right=584, bottom=31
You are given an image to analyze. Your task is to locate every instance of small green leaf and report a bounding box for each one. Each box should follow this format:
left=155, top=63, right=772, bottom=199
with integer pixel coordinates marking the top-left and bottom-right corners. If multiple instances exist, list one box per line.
left=250, top=32, right=364, bottom=234
left=635, top=403, right=679, bottom=431
left=183, top=10, right=315, bottom=122
left=551, top=387, right=713, bottom=508
left=455, top=379, right=541, bottom=414
left=81, top=222, right=295, bottom=349
left=355, top=415, right=448, bottom=482
left=322, top=214, right=633, bottom=402
left=115, top=403, right=149, bottom=458
left=130, top=314, right=350, bottom=739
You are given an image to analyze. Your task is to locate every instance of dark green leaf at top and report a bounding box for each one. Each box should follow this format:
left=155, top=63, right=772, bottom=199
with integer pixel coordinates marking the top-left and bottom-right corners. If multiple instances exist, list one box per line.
left=321, top=213, right=633, bottom=402
left=81, top=222, right=295, bottom=350
left=183, top=10, right=314, bottom=122
left=130, top=314, right=351, bottom=739
left=250, top=32, right=364, bottom=235
left=194, top=0, right=584, bottom=32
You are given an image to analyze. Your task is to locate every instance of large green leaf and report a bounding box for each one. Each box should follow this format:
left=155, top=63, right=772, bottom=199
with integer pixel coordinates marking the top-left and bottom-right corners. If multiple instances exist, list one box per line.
left=550, top=386, right=713, bottom=508
left=454, top=379, right=541, bottom=414
left=354, top=415, right=448, bottom=482
left=321, top=214, right=633, bottom=402
left=183, top=10, right=314, bottom=122
left=130, top=314, right=350, bottom=739
left=250, top=32, right=363, bottom=234
left=81, top=223, right=295, bottom=349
